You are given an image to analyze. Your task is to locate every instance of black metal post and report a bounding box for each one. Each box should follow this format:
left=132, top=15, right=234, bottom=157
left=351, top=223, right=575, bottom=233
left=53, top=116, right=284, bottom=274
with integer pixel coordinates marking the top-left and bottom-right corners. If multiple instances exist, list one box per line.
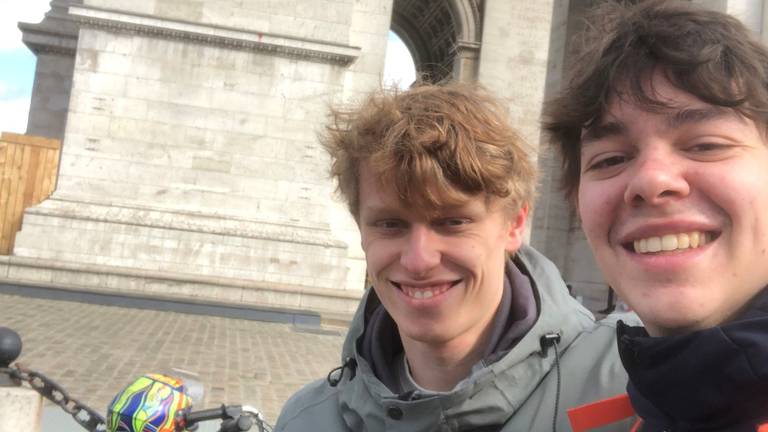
left=0, top=327, right=22, bottom=387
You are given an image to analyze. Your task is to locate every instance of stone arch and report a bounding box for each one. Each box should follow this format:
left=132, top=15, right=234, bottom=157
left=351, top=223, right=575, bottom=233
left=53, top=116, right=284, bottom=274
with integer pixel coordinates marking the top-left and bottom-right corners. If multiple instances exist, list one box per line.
left=390, top=0, right=482, bottom=83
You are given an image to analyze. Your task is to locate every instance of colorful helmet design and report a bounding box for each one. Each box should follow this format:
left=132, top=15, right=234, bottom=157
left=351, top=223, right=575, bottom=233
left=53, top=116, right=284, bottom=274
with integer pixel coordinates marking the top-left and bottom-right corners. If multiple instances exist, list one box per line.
left=107, top=374, right=192, bottom=432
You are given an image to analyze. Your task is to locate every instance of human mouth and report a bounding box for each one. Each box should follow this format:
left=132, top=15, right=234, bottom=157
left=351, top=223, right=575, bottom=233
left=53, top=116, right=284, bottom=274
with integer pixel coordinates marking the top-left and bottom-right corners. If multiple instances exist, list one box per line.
left=632, top=231, right=713, bottom=254
left=391, top=281, right=461, bottom=299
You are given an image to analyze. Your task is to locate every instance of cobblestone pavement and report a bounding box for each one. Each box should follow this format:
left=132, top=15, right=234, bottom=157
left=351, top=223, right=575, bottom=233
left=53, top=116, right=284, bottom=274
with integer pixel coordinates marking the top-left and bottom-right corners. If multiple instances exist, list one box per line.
left=0, top=293, right=347, bottom=424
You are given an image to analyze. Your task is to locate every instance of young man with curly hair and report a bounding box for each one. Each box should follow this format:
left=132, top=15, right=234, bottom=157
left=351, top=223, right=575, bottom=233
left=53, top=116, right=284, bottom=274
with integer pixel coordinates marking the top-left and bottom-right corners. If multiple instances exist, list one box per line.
left=275, top=83, right=634, bottom=431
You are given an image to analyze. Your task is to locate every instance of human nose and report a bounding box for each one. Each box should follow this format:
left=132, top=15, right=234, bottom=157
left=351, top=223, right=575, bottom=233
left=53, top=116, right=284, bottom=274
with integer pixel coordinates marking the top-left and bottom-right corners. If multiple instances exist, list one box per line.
left=400, top=225, right=440, bottom=276
left=623, top=149, right=690, bottom=206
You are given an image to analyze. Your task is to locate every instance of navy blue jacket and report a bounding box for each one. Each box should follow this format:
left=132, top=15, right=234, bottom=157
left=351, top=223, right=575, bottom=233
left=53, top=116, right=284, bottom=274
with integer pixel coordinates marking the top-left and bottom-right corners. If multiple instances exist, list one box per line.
left=617, top=289, right=768, bottom=431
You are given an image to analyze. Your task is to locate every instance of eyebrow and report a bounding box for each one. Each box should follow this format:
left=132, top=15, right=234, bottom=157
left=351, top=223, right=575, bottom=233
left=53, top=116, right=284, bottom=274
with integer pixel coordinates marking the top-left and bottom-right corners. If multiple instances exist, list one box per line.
left=360, top=204, right=400, bottom=217
left=360, top=202, right=476, bottom=221
left=666, top=106, right=744, bottom=129
left=581, top=121, right=626, bottom=145
left=581, top=107, right=744, bottom=146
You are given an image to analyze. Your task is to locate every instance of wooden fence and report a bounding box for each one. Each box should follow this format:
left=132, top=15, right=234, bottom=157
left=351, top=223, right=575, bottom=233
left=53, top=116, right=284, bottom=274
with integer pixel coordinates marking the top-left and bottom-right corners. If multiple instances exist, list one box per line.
left=0, top=132, right=61, bottom=255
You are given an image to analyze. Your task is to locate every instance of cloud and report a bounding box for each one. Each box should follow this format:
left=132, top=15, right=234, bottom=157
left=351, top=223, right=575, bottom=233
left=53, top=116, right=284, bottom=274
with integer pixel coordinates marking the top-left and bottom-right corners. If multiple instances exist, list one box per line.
left=0, top=97, right=31, bottom=134
left=0, top=0, right=52, bottom=51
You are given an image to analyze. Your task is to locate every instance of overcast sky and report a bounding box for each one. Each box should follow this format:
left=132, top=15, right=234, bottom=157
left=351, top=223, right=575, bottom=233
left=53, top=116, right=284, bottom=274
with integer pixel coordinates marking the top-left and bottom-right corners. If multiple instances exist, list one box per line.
left=0, top=1, right=415, bottom=135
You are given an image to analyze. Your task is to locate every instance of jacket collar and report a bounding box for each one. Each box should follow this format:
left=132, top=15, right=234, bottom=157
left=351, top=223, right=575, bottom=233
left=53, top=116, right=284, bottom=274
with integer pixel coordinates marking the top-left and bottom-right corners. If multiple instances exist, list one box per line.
left=618, top=288, right=768, bottom=431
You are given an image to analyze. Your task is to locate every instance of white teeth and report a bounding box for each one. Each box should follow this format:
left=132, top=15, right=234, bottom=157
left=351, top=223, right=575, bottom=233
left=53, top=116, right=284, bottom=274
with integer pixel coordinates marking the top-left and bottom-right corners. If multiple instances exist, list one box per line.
left=661, top=234, right=677, bottom=251
left=400, top=283, right=451, bottom=299
left=646, top=237, right=661, bottom=252
left=690, top=232, right=700, bottom=248
left=633, top=231, right=711, bottom=254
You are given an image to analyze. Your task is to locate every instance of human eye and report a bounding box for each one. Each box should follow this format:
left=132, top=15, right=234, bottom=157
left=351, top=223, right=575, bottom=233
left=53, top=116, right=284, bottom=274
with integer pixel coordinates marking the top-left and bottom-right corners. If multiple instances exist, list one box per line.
left=583, top=153, right=630, bottom=173
left=684, top=141, right=734, bottom=159
left=374, top=219, right=407, bottom=232
left=433, top=217, right=471, bottom=232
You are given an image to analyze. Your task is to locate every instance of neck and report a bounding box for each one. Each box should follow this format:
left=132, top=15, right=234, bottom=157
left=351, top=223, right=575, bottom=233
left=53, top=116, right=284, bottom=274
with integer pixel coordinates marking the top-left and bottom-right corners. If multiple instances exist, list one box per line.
left=400, top=315, right=495, bottom=392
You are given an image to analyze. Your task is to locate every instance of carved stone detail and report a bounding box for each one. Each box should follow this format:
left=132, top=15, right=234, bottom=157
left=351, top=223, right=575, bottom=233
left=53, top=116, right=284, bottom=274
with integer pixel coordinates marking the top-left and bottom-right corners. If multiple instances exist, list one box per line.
left=67, top=5, right=361, bottom=65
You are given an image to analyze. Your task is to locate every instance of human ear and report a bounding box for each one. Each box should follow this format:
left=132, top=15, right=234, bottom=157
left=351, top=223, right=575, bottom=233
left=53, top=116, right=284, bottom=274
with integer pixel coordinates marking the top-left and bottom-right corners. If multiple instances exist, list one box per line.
left=505, top=203, right=529, bottom=253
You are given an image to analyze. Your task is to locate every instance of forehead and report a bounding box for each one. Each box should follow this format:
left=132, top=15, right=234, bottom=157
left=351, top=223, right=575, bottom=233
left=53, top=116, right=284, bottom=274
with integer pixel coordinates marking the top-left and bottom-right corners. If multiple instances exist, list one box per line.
left=606, top=74, right=708, bottom=120
left=584, top=74, right=753, bottom=142
left=357, top=167, right=488, bottom=217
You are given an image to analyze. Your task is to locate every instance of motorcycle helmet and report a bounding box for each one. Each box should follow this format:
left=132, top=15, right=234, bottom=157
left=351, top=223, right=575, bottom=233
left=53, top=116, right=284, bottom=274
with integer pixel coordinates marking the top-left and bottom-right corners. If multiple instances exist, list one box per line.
left=107, top=373, right=192, bottom=432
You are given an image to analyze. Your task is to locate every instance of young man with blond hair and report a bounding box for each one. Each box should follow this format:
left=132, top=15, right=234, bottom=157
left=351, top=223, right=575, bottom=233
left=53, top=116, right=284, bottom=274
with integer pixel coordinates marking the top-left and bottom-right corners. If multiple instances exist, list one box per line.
left=545, top=0, right=768, bottom=429
left=275, top=83, right=633, bottom=431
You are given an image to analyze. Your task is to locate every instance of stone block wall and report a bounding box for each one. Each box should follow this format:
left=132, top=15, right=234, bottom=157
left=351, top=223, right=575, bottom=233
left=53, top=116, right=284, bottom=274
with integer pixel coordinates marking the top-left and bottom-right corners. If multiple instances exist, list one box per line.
left=530, top=0, right=572, bottom=273
left=477, top=0, right=555, bottom=154
left=532, top=0, right=611, bottom=306
left=84, top=0, right=357, bottom=45
left=58, top=29, right=344, bottom=225
left=12, top=0, right=394, bottom=312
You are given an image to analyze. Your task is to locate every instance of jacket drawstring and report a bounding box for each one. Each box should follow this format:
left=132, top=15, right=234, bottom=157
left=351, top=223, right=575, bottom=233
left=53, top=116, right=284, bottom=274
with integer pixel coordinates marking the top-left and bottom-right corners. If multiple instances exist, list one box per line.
left=327, top=357, right=358, bottom=387
left=540, top=333, right=562, bottom=432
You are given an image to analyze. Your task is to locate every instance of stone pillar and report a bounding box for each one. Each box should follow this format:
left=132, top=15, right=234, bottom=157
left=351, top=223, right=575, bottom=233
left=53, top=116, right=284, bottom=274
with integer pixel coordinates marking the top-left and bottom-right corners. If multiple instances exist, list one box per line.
left=0, top=328, right=41, bottom=432
left=25, top=53, right=76, bottom=140
left=9, top=0, right=394, bottom=315
left=453, top=41, right=480, bottom=82
left=530, top=0, right=573, bottom=273
left=762, top=0, right=768, bottom=44
left=476, top=0, right=556, bottom=243
left=476, top=0, right=612, bottom=309
left=476, top=0, right=553, bottom=156
left=19, top=1, right=80, bottom=140
left=532, top=0, right=614, bottom=310
left=0, top=387, right=42, bottom=432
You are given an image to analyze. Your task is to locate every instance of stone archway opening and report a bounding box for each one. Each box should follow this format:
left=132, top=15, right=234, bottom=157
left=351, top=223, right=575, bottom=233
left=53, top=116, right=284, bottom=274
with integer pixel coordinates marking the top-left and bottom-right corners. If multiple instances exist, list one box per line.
left=390, top=0, right=482, bottom=83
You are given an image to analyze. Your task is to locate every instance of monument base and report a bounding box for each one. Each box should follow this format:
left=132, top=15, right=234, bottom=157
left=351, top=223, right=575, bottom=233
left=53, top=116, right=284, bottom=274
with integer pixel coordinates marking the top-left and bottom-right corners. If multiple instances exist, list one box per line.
left=9, top=197, right=363, bottom=315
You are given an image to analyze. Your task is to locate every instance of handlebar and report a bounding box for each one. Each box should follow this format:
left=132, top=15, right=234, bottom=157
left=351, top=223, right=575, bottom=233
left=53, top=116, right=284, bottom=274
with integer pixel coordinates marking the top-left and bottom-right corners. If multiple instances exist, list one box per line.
left=179, top=404, right=272, bottom=432
left=219, top=416, right=253, bottom=432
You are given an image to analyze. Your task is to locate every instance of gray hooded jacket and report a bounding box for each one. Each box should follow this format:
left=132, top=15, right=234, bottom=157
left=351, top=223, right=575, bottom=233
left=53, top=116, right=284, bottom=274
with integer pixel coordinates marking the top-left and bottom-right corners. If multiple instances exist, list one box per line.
left=275, top=245, right=635, bottom=431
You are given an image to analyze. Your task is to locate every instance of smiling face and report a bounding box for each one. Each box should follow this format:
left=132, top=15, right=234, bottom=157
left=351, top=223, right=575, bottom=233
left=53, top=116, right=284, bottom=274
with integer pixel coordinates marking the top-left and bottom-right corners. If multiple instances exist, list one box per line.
left=357, top=166, right=527, bottom=349
left=578, top=71, right=768, bottom=336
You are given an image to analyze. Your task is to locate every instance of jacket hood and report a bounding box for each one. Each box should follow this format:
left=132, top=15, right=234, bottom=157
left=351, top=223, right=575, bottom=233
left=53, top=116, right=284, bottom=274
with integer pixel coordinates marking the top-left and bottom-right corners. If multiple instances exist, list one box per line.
left=331, top=244, right=595, bottom=431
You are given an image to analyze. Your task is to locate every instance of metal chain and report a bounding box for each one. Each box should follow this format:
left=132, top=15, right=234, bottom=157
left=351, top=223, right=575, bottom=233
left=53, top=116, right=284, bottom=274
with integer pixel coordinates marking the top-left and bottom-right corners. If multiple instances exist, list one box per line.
left=1, top=364, right=275, bottom=432
left=2, top=364, right=107, bottom=432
